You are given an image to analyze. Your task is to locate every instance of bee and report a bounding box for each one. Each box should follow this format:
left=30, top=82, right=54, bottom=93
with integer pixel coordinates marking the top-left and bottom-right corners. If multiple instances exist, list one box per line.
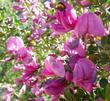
left=56, top=2, right=66, bottom=11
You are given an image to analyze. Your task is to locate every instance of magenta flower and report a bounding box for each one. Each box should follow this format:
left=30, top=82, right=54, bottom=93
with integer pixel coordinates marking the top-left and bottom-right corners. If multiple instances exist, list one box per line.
left=102, top=65, right=110, bottom=71
left=13, top=5, right=24, bottom=11
left=17, top=48, right=39, bottom=74
left=56, top=0, right=77, bottom=29
left=51, top=23, right=69, bottom=36
left=16, top=0, right=25, bottom=4
left=24, top=57, right=39, bottom=74
left=65, top=71, right=73, bottom=81
left=74, top=12, right=105, bottom=37
left=73, top=58, right=96, bottom=92
left=31, top=84, right=44, bottom=96
left=64, top=38, right=79, bottom=50
left=42, top=55, right=65, bottom=77
left=80, top=0, right=91, bottom=6
left=6, top=36, right=24, bottom=54
left=5, top=87, right=13, bottom=101
left=13, top=64, right=24, bottom=72
left=19, top=11, right=28, bottom=23
left=51, top=0, right=77, bottom=35
left=16, top=47, right=33, bottom=63
left=44, top=78, right=67, bottom=96
left=15, top=48, right=39, bottom=86
left=51, top=95, right=59, bottom=101
left=69, top=54, right=81, bottom=70
left=29, top=28, right=45, bottom=41
left=41, top=68, right=54, bottom=76
left=64, top=38, right=86, bottom=57
left=21, top=74, right=38, bottom=86
left=12, top=44, right=39, bottom=87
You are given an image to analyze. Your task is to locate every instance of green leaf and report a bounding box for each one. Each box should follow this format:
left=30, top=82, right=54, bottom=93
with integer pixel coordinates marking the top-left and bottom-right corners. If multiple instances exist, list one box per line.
left=99, top=78, right=108, bottom=88
left=74, top=89, right=86, bottom=101
left=88, top=44, right=97, bottom=55
left=107, top=0, right=110, bottom=3
left=101, top=35, right=110, bottom=48
left=95, top=88, right=105, bottom=98
left=64, top=89, right=74, bottom=101
left=105, top=84, right=110, bottom=101
left=101, top=36, right=108, bottom=47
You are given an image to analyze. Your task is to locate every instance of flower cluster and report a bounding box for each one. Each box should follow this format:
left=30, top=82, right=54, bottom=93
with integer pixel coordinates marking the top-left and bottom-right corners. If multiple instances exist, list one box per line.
left=6, top=36, right=39, bottom=86
left=12, top=0, right=47, bottom=41
left=4, top=0, right=108, bottom=100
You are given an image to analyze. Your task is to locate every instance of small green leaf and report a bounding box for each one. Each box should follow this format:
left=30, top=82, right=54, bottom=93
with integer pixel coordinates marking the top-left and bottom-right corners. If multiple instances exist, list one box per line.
left=99, top=78, right=108, bottom=88
left=101, top=35, right=110, bottom=48
left=105, top=84, right=110, bottom=101
left=64, top=89, right=74, bottom=101
left=101, top=36, right=108, bottom=47
left=95, top=88, right=105, bottom=98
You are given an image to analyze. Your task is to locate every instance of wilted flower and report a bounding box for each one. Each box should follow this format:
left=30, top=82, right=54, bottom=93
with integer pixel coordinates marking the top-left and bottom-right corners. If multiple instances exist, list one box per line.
left=73, top=58, right=96, bottom=92
left=74, top=12, right=105, bottom=37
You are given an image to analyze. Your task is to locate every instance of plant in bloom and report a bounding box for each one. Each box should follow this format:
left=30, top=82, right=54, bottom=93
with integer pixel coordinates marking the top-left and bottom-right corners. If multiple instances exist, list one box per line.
left=1, top=0, right=110, bottom=100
